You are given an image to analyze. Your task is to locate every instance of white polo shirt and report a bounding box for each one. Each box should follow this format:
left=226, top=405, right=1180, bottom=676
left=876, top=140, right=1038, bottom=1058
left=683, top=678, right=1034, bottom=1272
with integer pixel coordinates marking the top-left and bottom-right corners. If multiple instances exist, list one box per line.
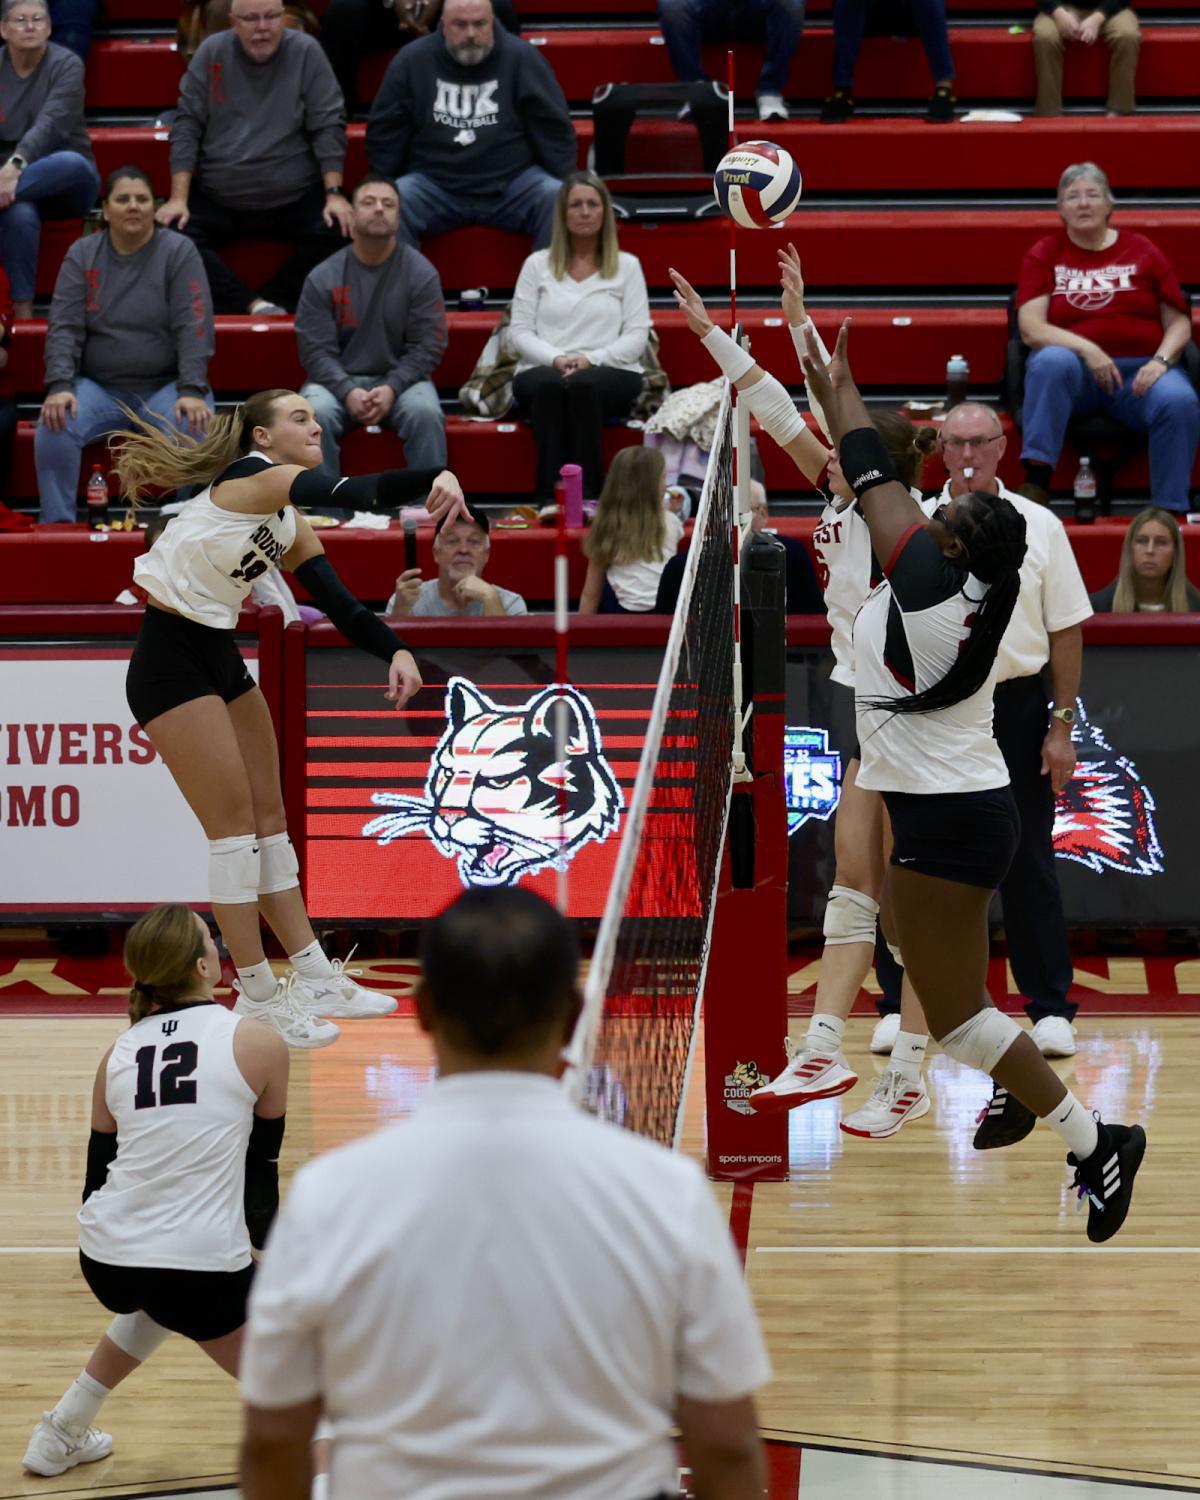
left=934, top=478, right=1092, bottom=681
left=240, top=1072, right=770, bottom=1500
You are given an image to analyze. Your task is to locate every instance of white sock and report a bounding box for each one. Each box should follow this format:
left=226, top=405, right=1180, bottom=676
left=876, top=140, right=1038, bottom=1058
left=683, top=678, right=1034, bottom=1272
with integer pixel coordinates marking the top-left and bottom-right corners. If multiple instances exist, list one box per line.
left=289, top=940, right=335, bottom=981
left=1043, top=1089, right=1100, bottom=1160
left=890, top=1030, right=928, bottom=1085
left=236, top=960, right=278, bottom=1002
left=52, top=1372, right=109, bottom=1438
left=805, top=1012, right=845, bottom=1056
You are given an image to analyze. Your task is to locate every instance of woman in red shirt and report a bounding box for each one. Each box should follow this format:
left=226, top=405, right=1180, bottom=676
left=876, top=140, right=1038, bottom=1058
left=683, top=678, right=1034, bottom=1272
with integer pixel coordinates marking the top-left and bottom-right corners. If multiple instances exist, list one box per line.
left=1016, top=161, right=1198, bottom=514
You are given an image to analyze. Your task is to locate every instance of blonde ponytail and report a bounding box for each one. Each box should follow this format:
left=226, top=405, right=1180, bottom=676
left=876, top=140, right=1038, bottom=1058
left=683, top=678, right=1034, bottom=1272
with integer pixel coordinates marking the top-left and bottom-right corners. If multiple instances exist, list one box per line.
left=124, top=904, right=208, bottom=1023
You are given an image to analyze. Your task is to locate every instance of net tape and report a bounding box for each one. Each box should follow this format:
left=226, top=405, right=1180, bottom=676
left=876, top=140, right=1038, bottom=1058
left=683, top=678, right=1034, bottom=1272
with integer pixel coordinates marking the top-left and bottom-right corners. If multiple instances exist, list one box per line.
left=565, top=384, right=736, bottom=1147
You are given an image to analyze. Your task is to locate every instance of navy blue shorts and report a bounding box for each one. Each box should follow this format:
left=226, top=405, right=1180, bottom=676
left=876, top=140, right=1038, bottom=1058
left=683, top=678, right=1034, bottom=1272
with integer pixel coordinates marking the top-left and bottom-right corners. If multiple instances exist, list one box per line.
left=884, top=786, right=1020, bottom=890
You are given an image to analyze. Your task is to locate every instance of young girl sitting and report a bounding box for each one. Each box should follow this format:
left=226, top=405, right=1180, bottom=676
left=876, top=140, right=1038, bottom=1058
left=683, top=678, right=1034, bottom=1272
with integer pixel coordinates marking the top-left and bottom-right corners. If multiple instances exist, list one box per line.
left=578, top=447, right=684, bottom=614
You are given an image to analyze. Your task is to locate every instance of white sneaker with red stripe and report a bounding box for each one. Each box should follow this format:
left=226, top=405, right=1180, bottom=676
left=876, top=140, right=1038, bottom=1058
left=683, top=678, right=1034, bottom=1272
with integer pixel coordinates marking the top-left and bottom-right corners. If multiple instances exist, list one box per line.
left=748, top=1038, right=858, bottom=1113
left=840, top=1069, right=931, bottom=1139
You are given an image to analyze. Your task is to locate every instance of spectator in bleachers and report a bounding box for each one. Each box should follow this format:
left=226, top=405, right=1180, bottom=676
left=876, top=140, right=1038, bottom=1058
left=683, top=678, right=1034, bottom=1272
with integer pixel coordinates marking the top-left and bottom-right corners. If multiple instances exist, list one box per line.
left=1033, top=0, right=1139, bottom=117
left=578, top=445, right=684, bottom=614
left=1016, top=162, right=1199, bottom=514
left=35, top=166, right=215, bottom=524
left=156, top=0, right=352, bottom=315
left=820, top=0, right=956, bottom=122
left=0, top=0, right=99, bottom=318
left=655, top=0, right=803, bottom=123
left=296, top=175, right=448, bottom=477
left=385, top=501, right=528, bottom=615
left=660, top=0, right=804, bottom=122
left=0, top=259, right=16, bottom=482
left=366, top=0, right=575, bottom=251
left=510, top=171, right=649, bottom=506
left=47, top=0, right=97, bottom=61
left=322, top=0, right=519, bottom=114
left=1089, top=507, right=1200, bottom=612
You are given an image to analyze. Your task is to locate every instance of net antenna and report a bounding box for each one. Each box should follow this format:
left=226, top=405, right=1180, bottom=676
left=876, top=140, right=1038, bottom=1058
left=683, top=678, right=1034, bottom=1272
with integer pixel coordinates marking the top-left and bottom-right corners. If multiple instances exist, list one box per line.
left=563, top=386, right=736, bottom=1147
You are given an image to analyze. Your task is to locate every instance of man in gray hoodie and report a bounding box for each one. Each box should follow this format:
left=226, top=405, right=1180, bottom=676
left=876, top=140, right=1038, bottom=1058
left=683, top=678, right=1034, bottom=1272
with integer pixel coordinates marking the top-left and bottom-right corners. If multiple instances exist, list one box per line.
left=156, top=0, right=353, bottom=315
left=296, top=175, right=448, bottom=475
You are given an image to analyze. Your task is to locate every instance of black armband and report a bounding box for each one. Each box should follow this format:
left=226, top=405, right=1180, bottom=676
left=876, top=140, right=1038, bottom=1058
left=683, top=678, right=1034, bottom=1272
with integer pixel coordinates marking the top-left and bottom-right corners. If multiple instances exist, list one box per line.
left=244, top=1114, right=285, bottom=1251
left=290, top=466, right=443, bottom=513
left=293, top=554, right=408, bottom=662
left=839, top=426, right=899, bottom=502
left=83, top=1129, right=118, bottom=1203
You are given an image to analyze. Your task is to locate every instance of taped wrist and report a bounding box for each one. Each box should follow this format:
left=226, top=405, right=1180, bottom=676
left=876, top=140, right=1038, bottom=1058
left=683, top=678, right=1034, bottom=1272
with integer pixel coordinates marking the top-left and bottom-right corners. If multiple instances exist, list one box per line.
left=740, top=371, right=806, bottom=449
left=244, top=1114, right=285, bottom=1250
left=290, top=467, right=443, bottom=512
left=83, top=1129, right=117, bottom=1202
left=293, top=554, right=408, bottom=663
left=839, top=426, right=898, bottom=502
left=700, top=324, right=756, bottom=383
left=790, top=318, right=834, bottom=443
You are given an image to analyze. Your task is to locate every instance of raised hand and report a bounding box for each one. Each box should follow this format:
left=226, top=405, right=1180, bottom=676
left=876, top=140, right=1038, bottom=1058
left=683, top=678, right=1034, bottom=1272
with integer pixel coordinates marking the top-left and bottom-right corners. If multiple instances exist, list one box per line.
left=801, top=319, right=861, bottom=440
left=778, top=242, right=808, bottom=326
left=425, top=470, right=469, bottom=527
left=668, top=268, right=715, bottom=338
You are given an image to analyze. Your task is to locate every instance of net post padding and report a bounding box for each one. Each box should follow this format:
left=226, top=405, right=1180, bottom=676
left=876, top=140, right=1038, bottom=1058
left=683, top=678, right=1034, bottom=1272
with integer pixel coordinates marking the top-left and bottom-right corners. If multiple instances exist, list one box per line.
left=563, top=385, right=736, bottom=1148
left=701, top=534, right=790, bottom=1182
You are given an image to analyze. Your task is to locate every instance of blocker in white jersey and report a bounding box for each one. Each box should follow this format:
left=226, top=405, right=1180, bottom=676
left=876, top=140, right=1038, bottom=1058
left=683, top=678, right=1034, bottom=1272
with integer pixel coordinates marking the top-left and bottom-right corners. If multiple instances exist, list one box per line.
left=79, top=1001, right=256, bottom=1272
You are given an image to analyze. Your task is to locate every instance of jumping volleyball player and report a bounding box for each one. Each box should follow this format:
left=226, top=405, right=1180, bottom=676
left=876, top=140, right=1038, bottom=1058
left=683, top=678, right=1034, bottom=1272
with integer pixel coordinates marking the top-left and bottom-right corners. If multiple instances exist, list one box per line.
left=800, top=321, right=1145, bottom=1239
left=24, top=905, right=289, bottom=1476
left=671, top=255, right=938, bottom=1139
left=117, top=389, right=468, bottom=1048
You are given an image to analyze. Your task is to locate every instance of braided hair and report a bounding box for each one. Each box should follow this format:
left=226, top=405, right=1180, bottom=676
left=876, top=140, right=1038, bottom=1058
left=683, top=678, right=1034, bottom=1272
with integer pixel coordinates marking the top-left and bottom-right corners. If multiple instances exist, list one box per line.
left=866, top=490, right=1028, bottom=716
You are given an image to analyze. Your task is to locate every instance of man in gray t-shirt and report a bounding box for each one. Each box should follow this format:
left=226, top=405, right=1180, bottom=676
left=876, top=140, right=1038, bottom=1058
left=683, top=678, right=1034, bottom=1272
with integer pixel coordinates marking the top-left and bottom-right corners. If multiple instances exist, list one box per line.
left=386, top=502, right=528, bottom=617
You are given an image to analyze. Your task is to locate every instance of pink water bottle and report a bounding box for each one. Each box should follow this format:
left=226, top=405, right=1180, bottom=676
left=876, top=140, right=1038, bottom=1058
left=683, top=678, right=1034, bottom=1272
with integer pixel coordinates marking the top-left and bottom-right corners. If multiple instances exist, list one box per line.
left=560, top=463, right=583, bottom=528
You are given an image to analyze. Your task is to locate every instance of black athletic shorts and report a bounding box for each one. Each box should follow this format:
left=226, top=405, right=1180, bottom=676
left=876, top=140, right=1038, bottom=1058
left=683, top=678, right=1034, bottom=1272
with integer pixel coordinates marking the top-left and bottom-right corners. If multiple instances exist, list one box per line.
left=884, top=786, right=1020, bottom=890
left=80, top=1251, right=254, bottom=1343
left=126, top=604, right=256, bottom=728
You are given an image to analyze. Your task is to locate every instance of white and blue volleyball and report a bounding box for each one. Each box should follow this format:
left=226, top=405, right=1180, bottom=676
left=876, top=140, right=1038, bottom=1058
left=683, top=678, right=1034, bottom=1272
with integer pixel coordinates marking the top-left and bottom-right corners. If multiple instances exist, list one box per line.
left=713, top=141, right=803, bottom=228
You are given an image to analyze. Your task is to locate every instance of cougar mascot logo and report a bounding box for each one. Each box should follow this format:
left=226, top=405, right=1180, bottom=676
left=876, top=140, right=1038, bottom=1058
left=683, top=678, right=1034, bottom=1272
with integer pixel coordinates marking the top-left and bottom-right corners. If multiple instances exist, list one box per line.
left=362, top=677, right=623, bottom=887
left=1053, top=700, right=1163, bottom=877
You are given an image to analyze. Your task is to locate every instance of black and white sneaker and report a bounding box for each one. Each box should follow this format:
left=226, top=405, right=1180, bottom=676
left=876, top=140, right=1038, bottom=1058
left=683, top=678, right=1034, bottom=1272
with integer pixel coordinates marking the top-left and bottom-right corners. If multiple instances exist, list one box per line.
left=972, top=1082, right=1037, bottom=1151
left=1069, top=1123, right=1147, bottom=1244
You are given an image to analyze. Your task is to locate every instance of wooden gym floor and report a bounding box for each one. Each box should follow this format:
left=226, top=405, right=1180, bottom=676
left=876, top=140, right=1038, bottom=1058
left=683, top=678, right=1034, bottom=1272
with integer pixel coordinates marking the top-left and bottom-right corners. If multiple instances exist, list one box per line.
left=2, top=956, right=1198, bottom=1498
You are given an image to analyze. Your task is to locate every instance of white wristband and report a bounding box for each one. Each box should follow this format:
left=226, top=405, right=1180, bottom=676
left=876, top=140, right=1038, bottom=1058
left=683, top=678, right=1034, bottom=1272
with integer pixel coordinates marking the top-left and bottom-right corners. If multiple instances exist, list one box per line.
left=790, top=317, right=833, bottom=444
left=700, top=323, right=756, bottom=383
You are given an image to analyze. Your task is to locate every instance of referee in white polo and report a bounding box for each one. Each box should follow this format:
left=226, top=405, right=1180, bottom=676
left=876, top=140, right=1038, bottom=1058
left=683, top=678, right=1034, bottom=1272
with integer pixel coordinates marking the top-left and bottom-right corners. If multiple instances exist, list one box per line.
left=238, top=887, right=770, bottom=1500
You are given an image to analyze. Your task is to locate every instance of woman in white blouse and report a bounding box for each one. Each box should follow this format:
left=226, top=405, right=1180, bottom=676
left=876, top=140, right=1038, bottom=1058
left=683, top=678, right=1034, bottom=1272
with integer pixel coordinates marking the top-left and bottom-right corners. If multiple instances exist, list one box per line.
left=510, top=171, right=651, bottom=503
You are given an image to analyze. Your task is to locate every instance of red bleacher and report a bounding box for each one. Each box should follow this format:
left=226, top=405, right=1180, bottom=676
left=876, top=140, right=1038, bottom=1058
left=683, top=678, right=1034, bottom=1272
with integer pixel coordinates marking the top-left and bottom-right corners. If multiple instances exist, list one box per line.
left=8, top=0, right=1200, bottom=512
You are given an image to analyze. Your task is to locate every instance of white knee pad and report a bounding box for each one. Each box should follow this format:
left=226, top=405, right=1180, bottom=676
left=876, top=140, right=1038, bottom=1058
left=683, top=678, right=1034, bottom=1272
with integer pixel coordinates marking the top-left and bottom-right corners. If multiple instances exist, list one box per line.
left=107, top=1311, right=170, bottom=1361
left=209, top=833, right=261, bottom=906
left=938, top=1008, right=1023, bottom=1073
left=887, top=941, right=904, bottom=969
left=822, top=884, right=879, bottom=947
left=258, top=832, right=300, bottom=895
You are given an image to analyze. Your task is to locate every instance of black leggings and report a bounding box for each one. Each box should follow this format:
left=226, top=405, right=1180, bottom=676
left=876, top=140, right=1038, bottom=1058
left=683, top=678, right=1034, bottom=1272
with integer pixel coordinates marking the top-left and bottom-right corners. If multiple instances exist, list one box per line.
left=512, top=365, right=643, bottom=502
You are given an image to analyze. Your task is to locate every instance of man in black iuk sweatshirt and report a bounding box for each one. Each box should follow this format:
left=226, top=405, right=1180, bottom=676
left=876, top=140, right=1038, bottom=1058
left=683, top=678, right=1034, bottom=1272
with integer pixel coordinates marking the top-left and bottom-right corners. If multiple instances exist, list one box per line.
left=366, top=0, right=575, bottom=250
left=157, top=2, right=352, bottom=316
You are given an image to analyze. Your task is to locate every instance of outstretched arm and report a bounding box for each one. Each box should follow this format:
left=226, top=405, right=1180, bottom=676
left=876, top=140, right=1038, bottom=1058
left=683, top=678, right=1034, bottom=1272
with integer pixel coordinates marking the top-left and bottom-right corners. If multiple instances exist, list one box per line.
left=801, top=321, right=927, bottom=567
left=669, top=269, right=831, bottom=487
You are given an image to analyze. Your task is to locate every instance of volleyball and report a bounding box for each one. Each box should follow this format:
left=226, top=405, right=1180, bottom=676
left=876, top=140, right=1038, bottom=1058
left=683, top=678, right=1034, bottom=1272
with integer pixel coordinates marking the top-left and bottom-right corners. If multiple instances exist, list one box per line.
left=713, top=141, right=803, bottom=228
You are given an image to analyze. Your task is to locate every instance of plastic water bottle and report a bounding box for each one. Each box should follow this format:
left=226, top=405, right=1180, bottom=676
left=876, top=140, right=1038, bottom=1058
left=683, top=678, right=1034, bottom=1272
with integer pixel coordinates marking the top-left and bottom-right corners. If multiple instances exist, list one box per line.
left=945, top=353, right=969, bottom=410
left=1073, top=456, right=1097, bottom=523
left=86, top=464, right=110, bottom=528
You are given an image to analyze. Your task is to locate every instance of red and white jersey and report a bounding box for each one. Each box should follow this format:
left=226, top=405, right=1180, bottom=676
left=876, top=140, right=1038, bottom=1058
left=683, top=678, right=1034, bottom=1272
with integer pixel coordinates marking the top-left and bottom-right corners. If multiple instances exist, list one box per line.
left=811, top=487, right=935, bottom=688
left=78, top=1002, right=256, bottom=1272
left=133, top=452, right=296, bottom=630
left=854, top=525, right=1009, bottom=796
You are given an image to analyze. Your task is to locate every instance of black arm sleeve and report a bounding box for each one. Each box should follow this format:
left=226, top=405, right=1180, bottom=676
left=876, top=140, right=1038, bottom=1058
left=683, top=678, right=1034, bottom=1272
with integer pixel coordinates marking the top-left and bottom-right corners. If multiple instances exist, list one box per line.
left=290, top=466, right=444, bottom=512
left=244, top=1114, right=285, bottom=1251
left=83, top=1129, right=118, bottom=1202
left=293, top=554, right=409, bottom=661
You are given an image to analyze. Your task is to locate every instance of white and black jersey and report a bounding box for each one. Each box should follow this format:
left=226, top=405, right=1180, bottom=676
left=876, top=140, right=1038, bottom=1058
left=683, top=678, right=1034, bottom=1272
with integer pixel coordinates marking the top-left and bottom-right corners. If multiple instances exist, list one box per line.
left=812, top=488, right=936, bottom=688
left=78, top=1002, right=257, bottom=1272
left=133, top=453, right=296, bottom=630
left=854, top=525, right=1010, bottom=796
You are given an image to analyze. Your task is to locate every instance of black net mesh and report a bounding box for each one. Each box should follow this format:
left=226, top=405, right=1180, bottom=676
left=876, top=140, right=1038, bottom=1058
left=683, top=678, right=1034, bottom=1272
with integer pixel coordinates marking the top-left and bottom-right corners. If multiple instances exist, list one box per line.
left=579, top=393, right=736, bottom=1147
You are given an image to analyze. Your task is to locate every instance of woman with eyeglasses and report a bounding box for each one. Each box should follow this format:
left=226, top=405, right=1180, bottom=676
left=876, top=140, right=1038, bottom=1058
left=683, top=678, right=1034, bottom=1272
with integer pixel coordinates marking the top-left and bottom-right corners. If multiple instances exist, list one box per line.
left=671, top=251, right=943, bottom=1141
left=800, top=320, right=1145, bottom=1242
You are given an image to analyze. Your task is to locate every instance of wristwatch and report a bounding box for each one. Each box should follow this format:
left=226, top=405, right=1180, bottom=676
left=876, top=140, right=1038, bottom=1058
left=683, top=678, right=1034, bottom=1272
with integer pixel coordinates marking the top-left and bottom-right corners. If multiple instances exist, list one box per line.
left=1050, top=706, right=1076, bottom=726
